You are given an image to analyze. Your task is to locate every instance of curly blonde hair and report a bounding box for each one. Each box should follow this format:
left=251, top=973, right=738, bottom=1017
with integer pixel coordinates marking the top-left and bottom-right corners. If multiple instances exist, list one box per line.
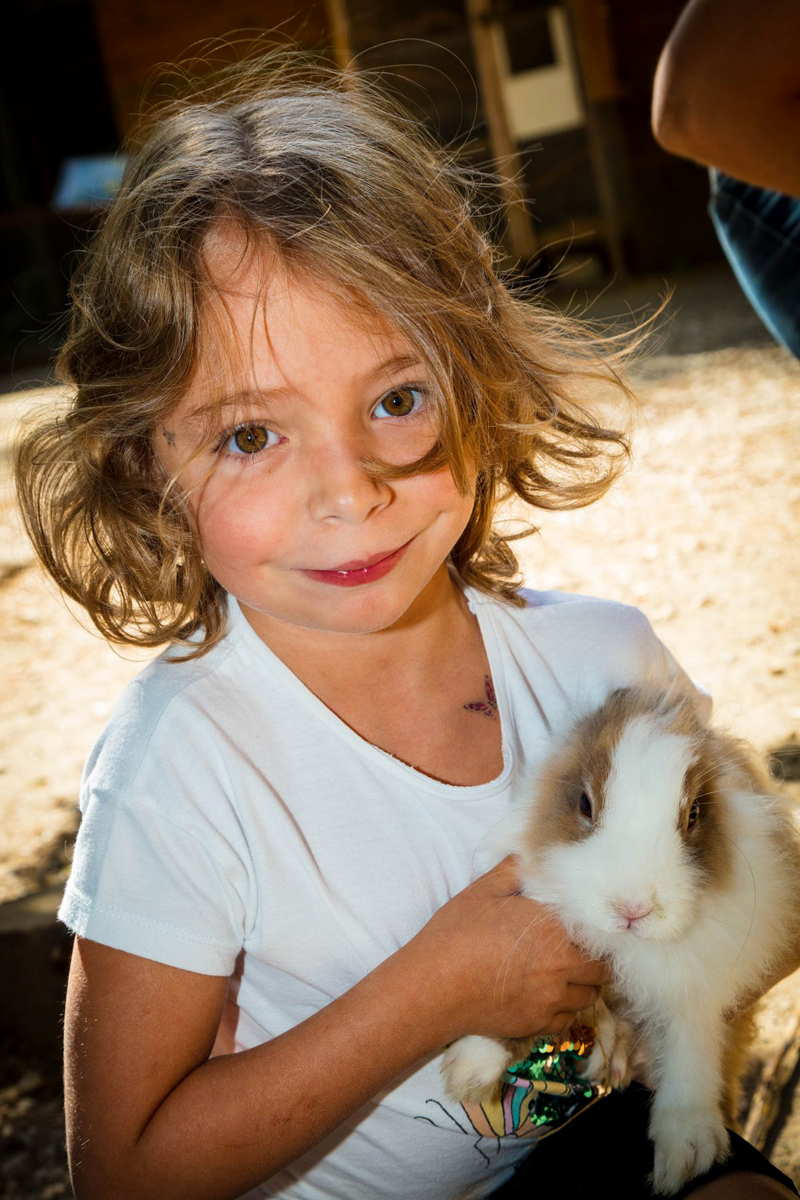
left=14, top=44, right=638, bottom=658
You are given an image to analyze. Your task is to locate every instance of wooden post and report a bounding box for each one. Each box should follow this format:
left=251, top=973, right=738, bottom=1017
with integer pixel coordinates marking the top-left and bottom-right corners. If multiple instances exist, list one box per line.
left=564, top=0, right=626, bottom=278
left=323, top=0, right=359, bottom=87
left=465, top=0, right=538, bottom=265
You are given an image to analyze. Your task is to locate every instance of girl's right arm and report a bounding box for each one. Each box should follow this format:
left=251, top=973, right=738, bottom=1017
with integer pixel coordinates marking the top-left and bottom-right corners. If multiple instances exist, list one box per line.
left=65, top=857, right=609, bottom=1200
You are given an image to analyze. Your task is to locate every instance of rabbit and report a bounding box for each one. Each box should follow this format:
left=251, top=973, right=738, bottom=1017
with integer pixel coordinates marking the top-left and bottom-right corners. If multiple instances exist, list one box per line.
left=442, top=686, right=800, bottom=1195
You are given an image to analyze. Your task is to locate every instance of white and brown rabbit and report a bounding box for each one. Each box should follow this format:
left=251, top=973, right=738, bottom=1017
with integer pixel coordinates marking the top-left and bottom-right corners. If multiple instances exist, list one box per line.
left=442, top=686, right=800, bottom=1195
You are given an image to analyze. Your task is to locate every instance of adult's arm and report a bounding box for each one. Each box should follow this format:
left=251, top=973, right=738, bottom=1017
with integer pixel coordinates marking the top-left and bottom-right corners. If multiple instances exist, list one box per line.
left=652, top=0, right=800, bottom=196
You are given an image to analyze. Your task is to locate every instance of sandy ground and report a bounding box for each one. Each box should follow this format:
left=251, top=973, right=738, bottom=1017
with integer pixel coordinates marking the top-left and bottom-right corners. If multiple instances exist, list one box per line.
left=1, top=263, right=798, bottom=1193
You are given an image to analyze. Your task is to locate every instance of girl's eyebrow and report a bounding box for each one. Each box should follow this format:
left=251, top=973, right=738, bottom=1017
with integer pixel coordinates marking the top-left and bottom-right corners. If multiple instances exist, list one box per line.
left=185, top=353, right=426, bottom=428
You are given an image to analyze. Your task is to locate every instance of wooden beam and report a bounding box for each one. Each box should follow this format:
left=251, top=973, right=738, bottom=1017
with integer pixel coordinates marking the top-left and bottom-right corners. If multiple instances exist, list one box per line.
left=564, top=0, right=626, bottom=278
left=90, top=0, right=329, bottom=136
left=567, top=0, right=623, bottom=103
left=465, top=0, right=538, bottom=264
left=323, top=0, right=356, bottom=79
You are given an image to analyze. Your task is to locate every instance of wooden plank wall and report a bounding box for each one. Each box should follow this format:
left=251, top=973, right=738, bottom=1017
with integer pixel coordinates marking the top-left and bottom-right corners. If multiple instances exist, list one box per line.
left=593, top=0, right=721, bottom=270
left=90, top=0, right=330, bottom=136
left=89, top=0, right=724, bottom=271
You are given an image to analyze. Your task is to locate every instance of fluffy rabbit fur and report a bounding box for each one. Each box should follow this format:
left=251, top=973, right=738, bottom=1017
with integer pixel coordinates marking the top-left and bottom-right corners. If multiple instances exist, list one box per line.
left=442, top=686, right=800, bottom=1195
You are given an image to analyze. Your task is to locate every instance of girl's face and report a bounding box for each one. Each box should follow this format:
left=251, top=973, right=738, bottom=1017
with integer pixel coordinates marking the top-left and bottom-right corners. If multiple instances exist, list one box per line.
left=155, top=230, right=477, bottom=640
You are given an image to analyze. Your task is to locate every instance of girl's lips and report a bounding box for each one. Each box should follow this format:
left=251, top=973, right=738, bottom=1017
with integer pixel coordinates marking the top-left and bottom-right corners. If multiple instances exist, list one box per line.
left=299, top=537, right=414, bottom=587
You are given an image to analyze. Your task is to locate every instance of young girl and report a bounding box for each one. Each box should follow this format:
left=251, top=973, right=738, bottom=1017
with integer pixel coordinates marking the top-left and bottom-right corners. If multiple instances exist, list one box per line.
left=15, top=48, right=799, bottom=1200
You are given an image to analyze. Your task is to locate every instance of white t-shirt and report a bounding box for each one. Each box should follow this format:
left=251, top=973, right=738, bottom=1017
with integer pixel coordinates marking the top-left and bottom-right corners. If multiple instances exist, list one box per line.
left=58, top=581, right=708, bottom=1200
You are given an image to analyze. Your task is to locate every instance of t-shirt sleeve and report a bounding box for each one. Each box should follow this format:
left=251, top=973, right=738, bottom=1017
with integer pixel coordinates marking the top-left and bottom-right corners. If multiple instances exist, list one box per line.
left=630, top=607, right=713, bottom=721
left=58, top=685, right=253, bottom=976
left=518, top=590, right=713, bottom=722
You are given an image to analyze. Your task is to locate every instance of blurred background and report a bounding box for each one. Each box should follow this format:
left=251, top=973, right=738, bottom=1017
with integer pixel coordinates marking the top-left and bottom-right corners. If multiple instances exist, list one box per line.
left=1, top=1, right=798, bottom=1196
left=1, top=0, right=726, bottom=374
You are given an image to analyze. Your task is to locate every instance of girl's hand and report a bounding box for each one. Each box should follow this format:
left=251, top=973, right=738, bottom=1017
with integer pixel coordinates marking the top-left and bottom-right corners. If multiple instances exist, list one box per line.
left=407, top=856, right=612, bottom=1043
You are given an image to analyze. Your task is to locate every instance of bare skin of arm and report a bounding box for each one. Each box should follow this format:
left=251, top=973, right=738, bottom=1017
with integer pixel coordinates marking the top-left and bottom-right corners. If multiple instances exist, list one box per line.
left=652, top=0, right=800, bottom=196
left=65, top=857, right=611, bottom=1200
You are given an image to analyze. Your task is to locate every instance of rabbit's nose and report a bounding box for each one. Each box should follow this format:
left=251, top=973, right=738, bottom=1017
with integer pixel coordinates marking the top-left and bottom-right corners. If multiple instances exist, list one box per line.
left=613, top=900, right=654, bottom=928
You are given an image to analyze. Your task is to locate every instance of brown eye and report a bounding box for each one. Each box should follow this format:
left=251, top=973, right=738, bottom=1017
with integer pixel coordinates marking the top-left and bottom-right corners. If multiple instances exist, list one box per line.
left=232, top=425, right=270, bottom=454
left=687, top=799, right=701, bottom=829
left=375, top=386, right=425, bottom=419
left=579, top=791, right=593, bottom=820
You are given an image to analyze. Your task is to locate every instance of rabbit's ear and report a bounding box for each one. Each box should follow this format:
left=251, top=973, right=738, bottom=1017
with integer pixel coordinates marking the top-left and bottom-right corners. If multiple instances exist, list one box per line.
left=678, top=735, right=735, bottom=893
left=607, top=684, right=691, bottom=727
left=520, top=687, right=664, bottom=860
left=518, top=693, right=635, bottom=857
left=709, top=727, right=775, bottom=796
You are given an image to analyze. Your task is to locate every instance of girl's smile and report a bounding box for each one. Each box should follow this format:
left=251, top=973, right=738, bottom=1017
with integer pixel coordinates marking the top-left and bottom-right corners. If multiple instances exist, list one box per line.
left=154, top=228, right=478, bottom=646
left=299, top=534, right=416, bottom=586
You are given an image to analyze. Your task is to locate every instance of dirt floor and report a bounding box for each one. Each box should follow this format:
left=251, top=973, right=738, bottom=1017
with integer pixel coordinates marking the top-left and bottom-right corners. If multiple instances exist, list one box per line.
left=0, top=263, right=798, bottom=1194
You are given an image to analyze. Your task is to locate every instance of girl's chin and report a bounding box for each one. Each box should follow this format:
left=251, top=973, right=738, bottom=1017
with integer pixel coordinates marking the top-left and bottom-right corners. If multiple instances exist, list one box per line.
left=237, top=580, right=420, bottom=636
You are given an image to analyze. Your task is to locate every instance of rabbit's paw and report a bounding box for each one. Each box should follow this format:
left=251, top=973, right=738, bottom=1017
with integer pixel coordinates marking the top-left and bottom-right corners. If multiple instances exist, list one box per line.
left=441, top=1035, right=507, bottom=1103
left=580, top=1001, right=636, bottom=1090
left=648, top=1106, right=730, bottom=1195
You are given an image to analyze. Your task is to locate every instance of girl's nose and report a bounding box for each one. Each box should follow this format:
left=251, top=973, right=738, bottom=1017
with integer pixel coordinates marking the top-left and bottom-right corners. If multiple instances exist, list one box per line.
left=305, top=437, right=393, bottom=524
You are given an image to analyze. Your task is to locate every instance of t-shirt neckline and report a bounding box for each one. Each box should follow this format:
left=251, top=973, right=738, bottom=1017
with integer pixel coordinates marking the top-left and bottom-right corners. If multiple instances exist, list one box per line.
left=224, top=584, right=515, bottom=800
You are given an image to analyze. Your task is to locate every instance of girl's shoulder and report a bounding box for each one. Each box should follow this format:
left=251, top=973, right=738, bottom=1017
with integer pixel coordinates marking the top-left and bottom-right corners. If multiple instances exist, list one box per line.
left=80, top=618, right=244, bottom=803
left=517, top=586, right=665, bottom=656
left=469, top=584, right=710, bottom=718
left=474, top=583, right=661, bottom=649
left=62, top=628, right=254, bottom=976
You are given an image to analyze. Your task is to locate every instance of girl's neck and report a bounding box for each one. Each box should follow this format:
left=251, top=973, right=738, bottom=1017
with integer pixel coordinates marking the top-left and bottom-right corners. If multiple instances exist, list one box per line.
left=238, top=564, right=476, bottom=701
left=238, top=564, right=502, bottom=786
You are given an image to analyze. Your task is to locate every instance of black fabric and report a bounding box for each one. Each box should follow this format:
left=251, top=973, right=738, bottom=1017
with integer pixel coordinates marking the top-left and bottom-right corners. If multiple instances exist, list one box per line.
left=490, top=1083, right=799, bottom=1198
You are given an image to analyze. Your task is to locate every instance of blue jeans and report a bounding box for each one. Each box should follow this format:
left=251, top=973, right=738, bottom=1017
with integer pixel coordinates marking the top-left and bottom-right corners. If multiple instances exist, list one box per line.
left=709, top=169, right=800, bottom=358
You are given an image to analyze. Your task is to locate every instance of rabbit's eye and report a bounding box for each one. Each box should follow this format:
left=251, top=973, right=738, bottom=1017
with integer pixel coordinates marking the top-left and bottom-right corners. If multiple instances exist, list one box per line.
left=579, top=791, right=593, bottom=820
left=687, top=799, right=701, bottom=828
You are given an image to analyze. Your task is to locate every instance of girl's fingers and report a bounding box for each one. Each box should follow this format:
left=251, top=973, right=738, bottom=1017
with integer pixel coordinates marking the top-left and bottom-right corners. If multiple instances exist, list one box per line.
left=579, top=960, right=614, bottom=985
left=563, top=944, right=613, bottom=983
left=484, top=855, right=522, bottom=892
left=552, top=1012, right=580, bottom=1033
left=566, top=984, right=602, bottom=1010
left=552, top=993, right=600, bottom=1031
